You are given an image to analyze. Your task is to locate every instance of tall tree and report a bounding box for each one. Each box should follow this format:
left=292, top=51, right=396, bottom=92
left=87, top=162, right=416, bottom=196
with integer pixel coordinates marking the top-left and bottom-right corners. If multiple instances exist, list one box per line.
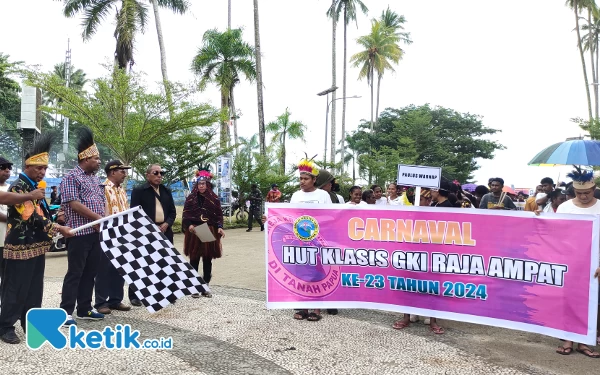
left=350, top=21, right=402, bottom=132
left=0, top=53, right=22, bottom=163
left=253, top=0, right=266, bottom=156
left=327, top=0, right=368, bottom=171
left=191, top=28, right=256, bottom=149
left=26, top=67, right=219, bottom=168
left=266, top=108, right=307, bottom=174
left=62, top=0, right=187, bottom=75
left=375, top=7, right=412, bottom=124
left=149, top=0, right=189, bottom=112
left=43, top=63, right=88, bottom=105
left=581, top=4, right=600, bottom=119
left=566, top=0, right=595, bottom=121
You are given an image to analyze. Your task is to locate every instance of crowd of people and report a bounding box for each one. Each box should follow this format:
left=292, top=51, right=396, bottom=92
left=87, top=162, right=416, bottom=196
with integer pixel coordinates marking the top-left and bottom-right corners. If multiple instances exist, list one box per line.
left=0, top=128, right=224, bottom=345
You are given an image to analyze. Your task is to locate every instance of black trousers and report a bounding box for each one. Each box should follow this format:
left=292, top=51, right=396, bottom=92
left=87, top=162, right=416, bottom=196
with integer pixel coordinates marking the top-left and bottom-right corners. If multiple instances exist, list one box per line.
left=0, top=256, right=45, bottom=335
left=190, top=257, right=213, bottom=284
left=247, top=210, right=263, bottom=230
left=94, top=250, right=125, bottom=309
left=60, top=233, right=102, bottom=316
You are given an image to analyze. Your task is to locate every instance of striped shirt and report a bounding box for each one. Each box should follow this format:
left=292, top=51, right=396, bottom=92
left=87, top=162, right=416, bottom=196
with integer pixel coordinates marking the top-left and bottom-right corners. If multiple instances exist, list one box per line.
left=60, top=165, right=106, bottom=236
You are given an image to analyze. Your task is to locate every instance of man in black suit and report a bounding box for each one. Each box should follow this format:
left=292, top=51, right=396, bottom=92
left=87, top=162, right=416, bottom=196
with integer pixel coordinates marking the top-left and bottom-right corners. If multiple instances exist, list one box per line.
left=130, top=164, right=177, bottom=242
left=129, top=164, right=177, bottom=307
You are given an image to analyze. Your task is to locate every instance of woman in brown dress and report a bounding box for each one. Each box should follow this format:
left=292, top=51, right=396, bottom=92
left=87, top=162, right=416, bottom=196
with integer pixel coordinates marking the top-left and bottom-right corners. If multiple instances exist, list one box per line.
left=182, top=170, right=225, bottom=298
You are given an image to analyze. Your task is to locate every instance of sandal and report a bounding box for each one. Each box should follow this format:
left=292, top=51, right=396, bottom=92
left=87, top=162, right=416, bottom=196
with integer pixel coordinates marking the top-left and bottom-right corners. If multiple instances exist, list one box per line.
left=392, top=320, right=410, bottom=330
left=556, top=346, right=573, bottom=355
left=201, top=292, right=213, bottom=298
left=430, top=325, right=445, bottom=334
left=307, top=312, right=322, bottom=322
left=576, top=345, right=600, bottom=358
left=293, top=310, right=309, bottom=320
left=326, top=309, right=338, bottom=315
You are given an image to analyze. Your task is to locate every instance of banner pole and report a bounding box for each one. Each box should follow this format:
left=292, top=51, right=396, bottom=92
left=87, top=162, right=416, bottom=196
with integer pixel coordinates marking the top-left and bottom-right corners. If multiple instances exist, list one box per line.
left=55, top=206, right=142, bottom=239
left=414, top=186, right=421, bottom=207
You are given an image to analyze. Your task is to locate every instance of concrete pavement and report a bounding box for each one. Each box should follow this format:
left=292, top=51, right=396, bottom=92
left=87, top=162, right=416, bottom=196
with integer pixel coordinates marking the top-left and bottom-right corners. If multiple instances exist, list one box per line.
left=1, top=228, right=597, bottom=374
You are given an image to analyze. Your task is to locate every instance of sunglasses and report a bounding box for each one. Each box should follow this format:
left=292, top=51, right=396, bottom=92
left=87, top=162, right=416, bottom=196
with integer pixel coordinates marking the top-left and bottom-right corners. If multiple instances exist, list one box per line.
left=151, top=171, right=165, bottom=176
left=0, top=165, right=12, bottom=171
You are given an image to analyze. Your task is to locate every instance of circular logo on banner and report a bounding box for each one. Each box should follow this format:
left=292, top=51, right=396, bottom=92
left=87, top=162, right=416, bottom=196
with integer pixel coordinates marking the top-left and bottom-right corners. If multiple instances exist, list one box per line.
left=293, top=216, right=319, bottom=241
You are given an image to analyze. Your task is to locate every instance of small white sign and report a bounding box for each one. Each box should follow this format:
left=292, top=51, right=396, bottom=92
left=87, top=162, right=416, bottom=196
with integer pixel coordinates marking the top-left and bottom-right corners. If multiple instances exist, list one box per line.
left=397, top=164, right=442, bottom=189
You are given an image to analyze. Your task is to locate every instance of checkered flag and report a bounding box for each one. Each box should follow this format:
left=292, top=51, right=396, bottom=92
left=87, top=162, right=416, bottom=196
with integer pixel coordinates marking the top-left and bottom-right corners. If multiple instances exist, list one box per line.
left=99, top=207, right=209, bottom=313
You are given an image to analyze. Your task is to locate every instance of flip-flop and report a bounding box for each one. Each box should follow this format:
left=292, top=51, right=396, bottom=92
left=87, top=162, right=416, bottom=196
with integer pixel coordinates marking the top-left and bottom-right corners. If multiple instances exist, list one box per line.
left=307, top=312, right=322, bottom=322
left=392, top=320, right=410, bottom=330
left=293, top=310, right=309, bottom=320
left=576, top=347, right=600, bottom=358
left=556, top=346, right=573, bottom=355
left=430, top=325, right=445, bottom=334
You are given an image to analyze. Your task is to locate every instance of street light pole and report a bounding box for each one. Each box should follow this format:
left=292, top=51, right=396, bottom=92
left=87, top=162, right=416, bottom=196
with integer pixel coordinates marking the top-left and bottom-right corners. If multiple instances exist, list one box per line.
left=324, top=95, right=361, bottom=171
left=318, top=86, right=338, bottom=164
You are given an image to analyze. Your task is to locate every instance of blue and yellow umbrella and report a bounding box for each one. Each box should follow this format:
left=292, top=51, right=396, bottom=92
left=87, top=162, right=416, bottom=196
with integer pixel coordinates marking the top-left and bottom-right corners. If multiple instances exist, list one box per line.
left=528, top=139, right=600, bottom=166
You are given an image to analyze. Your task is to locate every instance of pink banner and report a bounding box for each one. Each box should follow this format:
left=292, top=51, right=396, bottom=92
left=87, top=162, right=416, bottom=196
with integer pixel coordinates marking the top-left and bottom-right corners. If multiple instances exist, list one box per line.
left=265, top=204, right=599, bottom=344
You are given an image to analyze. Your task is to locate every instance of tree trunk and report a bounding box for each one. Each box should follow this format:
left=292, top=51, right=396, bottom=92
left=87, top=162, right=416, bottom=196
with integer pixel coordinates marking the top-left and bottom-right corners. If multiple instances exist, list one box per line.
left=230, top=85, right=239, bottom=152
left=281, top=131, right=286, bottom=174
left=330, top=0, right=337, bottom=166
left=370, top=63, right=374, bottom=132
left=352, top=153, right=356, bottom=185
left=228, top=0, right=231, bottom=29
left=253, top=0, right=266, bottom=156
left=150, top=0, right=173, bottom=116
left=220, top=91, right=230, bottom=149
left=589, top=9, right=598, bottom=119
left=339, top=6, right=347, bottom=174
left=375, top=74, right=382, bottom=125
left=574, top=1, right=593, bottom=121
left=596, top=34, right=599, bottom=119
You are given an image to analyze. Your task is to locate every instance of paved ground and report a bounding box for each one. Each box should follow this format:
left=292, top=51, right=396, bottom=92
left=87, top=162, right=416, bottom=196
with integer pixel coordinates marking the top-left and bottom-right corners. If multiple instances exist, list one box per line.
left=0, top=228, right=598, bottom=374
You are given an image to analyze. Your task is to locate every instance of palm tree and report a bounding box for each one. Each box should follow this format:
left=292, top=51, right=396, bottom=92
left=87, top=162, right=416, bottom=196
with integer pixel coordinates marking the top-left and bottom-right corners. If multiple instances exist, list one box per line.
left=253, top=0, right=266, bottom=156
left=266, top=108, right=307, bottom=174
left=582, top=5, right=600, bottom=118
left=63, top=0, right=187, bottom=75
left=43, top=63, right=88, bottom=105
left=375, top=7, right=412, bottom=124
left=149, top=0, right=188, bottom=112
left=566, top=0, right=595, bottom=121
left=192, top=28, right=256, bottom=149
left=327, top=0, right=368, bottom=171
left=350, top=21, right=402, bottom=132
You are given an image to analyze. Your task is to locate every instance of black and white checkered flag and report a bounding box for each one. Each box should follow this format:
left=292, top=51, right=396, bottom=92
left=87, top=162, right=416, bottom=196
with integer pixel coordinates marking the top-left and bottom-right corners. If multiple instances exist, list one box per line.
left=99, top=207, right=209, bottom=313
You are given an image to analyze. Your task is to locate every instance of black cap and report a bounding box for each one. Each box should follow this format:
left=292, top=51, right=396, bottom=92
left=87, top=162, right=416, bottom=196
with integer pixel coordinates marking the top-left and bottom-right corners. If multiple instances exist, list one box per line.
left=272, top=184, right=278, bottom=188
left=104, top=160, right=132, bottom=174
left=0, top=156, right=13, bottom=166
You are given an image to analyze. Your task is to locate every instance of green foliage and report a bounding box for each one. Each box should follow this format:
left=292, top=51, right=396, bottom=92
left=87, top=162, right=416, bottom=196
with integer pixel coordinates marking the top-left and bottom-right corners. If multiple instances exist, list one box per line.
left=0, top=53, right=23, bottom=163
left=191, top=28, right=256, bottom=147
left=26, top=67, right=220, bottom=171
left=327, top=0, right=369, bottom=26
left=266, top=108, right=307, bottom=174
left=347, top=105, right=505, bottom=183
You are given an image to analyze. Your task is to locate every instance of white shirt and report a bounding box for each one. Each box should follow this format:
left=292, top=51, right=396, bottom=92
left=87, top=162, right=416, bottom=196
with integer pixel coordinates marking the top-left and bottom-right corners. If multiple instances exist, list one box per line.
left=388, top=196, right=403, bottom=206
left=556, top=199, right=600, bottom=215
left=0, top=183, right=8, bottom=248
left=290, top=189, right=332, bottom=204
left=375, top=197, right=387, bottom=205
left=347, top=201, right=367, bottom=205
left=336, top=194, right=345, bottom=204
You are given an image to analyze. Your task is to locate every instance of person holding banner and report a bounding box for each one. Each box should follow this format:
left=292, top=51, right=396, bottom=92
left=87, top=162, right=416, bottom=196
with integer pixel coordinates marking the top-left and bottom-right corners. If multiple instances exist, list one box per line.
left=0, top=135, right=74, bottom=344
left=554, top=167, right=600, bottom=356
left=183, top=170, right=224, bottom=298
left=371, top=185, right=387, bottom=205
left=479, top=178, right=516, bottom=210
left=59, top=128, right=106, bottom=326
left=347, top=186, right=365, bottom=205
left=386, top=183, right=402, bottom=205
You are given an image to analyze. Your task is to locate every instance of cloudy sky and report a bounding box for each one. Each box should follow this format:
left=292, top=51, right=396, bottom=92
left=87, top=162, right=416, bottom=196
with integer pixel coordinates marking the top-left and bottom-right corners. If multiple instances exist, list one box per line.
left=1, top=0, right=588, bottom=187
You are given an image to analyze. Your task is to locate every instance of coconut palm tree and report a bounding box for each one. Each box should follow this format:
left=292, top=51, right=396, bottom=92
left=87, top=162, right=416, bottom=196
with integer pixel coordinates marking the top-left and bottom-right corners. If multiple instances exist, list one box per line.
left=191, top=28, right=256, bottom=149
left=253, top=0, right=266, bottom=156
left=566, top=0, right=595, bottom=121
left=375, top=7, right=412, bottom=124
left=266, top=108, right=307, bottom=174
left=62, top=0, right=187, bottom=75
left=350, top=21, right=402, bottom=132
left=327, top=0, right=368, bottom=170
left=581, top=5, right=600, bottom=118
left=43, top=63, right=88, bottom=105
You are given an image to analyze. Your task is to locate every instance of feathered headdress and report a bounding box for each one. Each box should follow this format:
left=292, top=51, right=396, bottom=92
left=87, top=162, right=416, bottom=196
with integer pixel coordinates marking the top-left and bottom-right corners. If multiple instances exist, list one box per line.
left=77, top=127, right=99, bottom=160
left=196, top=164, right=214, bottom=182
left=298, top=153, right=319, bottom=176
left=567, top=166, right=596, bottom=190
left=25, top=133, right=53, bottom=166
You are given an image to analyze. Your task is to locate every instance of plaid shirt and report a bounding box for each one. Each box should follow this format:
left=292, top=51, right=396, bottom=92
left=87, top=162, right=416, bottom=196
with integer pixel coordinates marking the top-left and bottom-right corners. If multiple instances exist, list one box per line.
left=104, top=178, right=129, bottom=215
left=60, top=165, right=106, bottom=236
